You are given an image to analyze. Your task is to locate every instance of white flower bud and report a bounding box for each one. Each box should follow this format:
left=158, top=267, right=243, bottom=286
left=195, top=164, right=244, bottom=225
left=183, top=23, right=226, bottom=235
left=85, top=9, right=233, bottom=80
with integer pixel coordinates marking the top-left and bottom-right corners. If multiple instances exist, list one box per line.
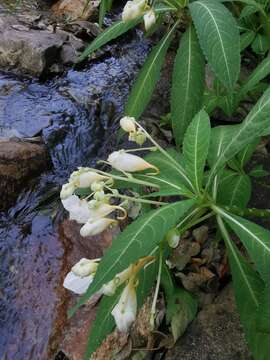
left=122, top=0, right=147, bottom=22
left=143, top=9, right=156, bottom=31
left=120, top=116, right=136, bottom=133
left=70, top=169, right=108, bottom=188
left=71, top=258, right=98, bottom=277
left=107, top=150, right=158, bottom=173
left=101, top=265, right=133, bottom=296
left=60, top=182, right=75, bottom=199
left=63, top=271, right=94, bottom=295
left=62, top=195, right=91, bottom=224
left=111, top=281, right=137, bottom=332
left=166, top=228, right=180, bottom=248
left=80, top=218, right=116, bottom=237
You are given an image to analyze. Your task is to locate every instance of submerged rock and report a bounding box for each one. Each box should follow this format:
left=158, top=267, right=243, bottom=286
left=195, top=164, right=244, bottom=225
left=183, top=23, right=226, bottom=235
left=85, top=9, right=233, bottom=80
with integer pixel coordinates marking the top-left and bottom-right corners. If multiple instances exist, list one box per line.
left=166, top=285, right=251, bottom=360
left=0, top=140, right=49, bottom=210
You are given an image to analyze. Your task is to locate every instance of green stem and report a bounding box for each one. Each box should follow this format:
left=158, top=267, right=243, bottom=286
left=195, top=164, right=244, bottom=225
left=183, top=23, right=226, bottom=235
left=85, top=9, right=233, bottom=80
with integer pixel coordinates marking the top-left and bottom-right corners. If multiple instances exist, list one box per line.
left=111, top=193, right=168, bottom=206
left=150, top=249, right=163, bottom=329
left=223, top=205, right=270, bottom=218
left=124, top=146, right=157, bottom=153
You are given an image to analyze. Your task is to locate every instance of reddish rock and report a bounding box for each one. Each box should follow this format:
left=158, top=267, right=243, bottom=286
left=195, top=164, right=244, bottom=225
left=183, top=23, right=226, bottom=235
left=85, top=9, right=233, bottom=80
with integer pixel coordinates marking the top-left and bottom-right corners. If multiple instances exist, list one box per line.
left=52, top=0, right=99, bottom=20
left=0, top=140, right=49, bottom=210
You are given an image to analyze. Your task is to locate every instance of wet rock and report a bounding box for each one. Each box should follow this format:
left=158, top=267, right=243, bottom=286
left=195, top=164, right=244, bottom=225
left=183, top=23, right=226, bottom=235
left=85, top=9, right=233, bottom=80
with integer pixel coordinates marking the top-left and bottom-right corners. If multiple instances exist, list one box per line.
left=165, top=284, right=251, bottom=360
left=0, top=14, right=85, bottom=76
left=52, top=0, right=99, bottom=20
left=0, top=140, right=49, bottom=210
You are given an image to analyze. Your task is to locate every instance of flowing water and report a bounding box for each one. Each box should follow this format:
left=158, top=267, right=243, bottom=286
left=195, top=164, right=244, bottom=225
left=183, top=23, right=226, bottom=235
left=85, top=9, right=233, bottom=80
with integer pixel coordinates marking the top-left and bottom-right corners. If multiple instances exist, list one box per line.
left=0, top=26, right=150, bottom=359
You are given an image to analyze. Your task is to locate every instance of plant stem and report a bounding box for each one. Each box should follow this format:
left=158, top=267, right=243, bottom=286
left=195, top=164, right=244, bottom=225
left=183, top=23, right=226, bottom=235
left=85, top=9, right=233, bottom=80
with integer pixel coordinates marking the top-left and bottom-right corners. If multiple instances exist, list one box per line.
left=223, top=205, right=270, bottom=218
left=111, top=193, right=168, bottom=206
left=150, top=249, right=163, bottom=329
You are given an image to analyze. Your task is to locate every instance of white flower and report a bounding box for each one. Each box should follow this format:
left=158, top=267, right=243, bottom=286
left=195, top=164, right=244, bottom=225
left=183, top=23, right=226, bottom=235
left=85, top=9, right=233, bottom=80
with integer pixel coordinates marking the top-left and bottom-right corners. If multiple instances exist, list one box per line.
left=143, top=9, right=156, bottom=31
left=122, top=0, right=147, bottom=22
left=101, top=265, right=133, bottom=296
left=80, top=218, right=116, bottom=237
left=120, top=116, right=136, bottom=133
left=62, top=195, right=91, bottom=224
left=71, top=258, right=98, bottom=277
left=70, top=168, right=108, bottom=188
left=107, top=150, right=158, bottom=173
left=60, top=182, right=76, bottom=199
left=63, top=271, right=94, bottom=295
left=111, top=281, right=137, bottom=332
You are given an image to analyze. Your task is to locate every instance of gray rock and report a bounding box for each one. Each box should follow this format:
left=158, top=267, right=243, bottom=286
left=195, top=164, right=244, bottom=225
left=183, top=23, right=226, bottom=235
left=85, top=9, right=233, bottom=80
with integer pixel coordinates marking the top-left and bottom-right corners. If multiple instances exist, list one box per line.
left=166, top=285, right=251, bottom=360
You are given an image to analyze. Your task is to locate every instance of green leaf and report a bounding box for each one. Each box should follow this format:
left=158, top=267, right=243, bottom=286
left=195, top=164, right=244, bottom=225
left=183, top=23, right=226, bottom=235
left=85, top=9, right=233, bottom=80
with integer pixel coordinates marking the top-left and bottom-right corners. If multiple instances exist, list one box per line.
left=171, top=25, right=205, bottom=146
left=240, top=31, right=256, bottom=51
left=217, top=171, right=251, bottom=208
left=240, top=4, right=258, bottom=18
left=249, top=164, right=270, bottom=178
left=78, top=18, right=140, bottom=62
left=138, top=149, right=194, bottom=197
left=69, top=199, right=195, bottom=317
left=183, top=110, right=211, bottom=194
left=189, top=0, right=240, bottom=90
left=161, top=264, right=197, bottom=342
left=217, top=215, right=270, bottom=360
left=252, top=34, right=270, bottom=55
left=240, top=56, right=270, bottom=97
left=237, top=138, right=260, bottom=168
left=99, top=0, right=113, bottom=27
left=207, top=87, right=270, bottom=185
left=125, top=22, right=178, bottom=118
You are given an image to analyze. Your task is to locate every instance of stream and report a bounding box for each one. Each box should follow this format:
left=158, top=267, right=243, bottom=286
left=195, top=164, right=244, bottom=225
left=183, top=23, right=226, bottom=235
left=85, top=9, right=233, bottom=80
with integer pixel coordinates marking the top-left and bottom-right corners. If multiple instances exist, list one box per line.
left=0, top=21, right=150, bottom=359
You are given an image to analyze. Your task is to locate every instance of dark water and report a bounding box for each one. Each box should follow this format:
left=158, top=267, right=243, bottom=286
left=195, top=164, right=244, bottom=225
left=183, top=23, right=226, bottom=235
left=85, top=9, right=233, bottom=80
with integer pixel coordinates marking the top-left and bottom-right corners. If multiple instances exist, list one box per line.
left=0, top=29, right=150, bottom=359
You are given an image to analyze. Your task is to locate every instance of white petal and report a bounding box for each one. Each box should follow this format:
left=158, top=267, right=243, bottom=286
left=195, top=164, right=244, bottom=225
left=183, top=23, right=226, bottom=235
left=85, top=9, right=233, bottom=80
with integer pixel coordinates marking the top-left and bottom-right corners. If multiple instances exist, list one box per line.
left=60, top=183, right=75, bottom=199
left=62, top=195, right=91, bottom=224
left=108, top=151, right=156, bottom=172
left=120, top=116, right=136, bottom=133
left=143, top=10, right=156, bottom=31
left=71, top=258, right=98, bottom=277
left=80, top=218, right=115, bottom=237
left=63, top=272, right=94, bottom=295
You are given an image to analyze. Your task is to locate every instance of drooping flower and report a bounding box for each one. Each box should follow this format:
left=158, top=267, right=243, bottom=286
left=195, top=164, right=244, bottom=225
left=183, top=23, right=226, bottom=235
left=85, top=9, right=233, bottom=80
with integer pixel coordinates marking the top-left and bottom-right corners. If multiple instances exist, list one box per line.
left=60, top=182, right=76, bottom=199
left=107, top=150, right=158, bottom=173
left=111, top=280, right=137, bottom=332
left=122, top=0, right=147, bottom=22
left=120, top=116, right=136, bottom=133
left=143, top=9, right=156, bottom=31
left=70, top=168, right=108, bottom=188
left=62, top=195, right=91, bottom=224
left=80, top=218, right=116, bottom=237
left=63, top=258, right=99, bottom=295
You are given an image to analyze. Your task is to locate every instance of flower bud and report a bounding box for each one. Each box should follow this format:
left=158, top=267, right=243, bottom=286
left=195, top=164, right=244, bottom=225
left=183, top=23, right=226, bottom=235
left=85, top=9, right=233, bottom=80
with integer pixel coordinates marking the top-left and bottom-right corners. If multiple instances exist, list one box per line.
left=80, top=218, right=116, bottom=237
left=107, top=150, right=158, bottom=173
left=70, top=169, right=108, bottom=188
left=101, top=265, right=133, bottom=296
left=60, top=182, right=75, bottom=199
left=91, top=181, right=104, bottom=192
left=71, top=258, right=98, bottom=277
left=111, top=280, right=137, bottom=332
left=122, top=0, right=147, bottom=22
left=120, top=116, right=136, bottom=133
left=134, top=130, right=147, bottom=145
left=143, top=9, right=156, bottom=31
left=166, top=228, right=180, bottom=248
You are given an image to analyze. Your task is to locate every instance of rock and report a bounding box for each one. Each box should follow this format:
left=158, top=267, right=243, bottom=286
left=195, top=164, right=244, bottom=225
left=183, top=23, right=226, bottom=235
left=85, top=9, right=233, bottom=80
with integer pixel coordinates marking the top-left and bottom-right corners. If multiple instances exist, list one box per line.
left=0, top=140, right=49, bottom=210
left=165, top=284, right=251, bottom=360
left=52, top=0, right=99, bottom=20
left=0, top=14, right=85, bottom=76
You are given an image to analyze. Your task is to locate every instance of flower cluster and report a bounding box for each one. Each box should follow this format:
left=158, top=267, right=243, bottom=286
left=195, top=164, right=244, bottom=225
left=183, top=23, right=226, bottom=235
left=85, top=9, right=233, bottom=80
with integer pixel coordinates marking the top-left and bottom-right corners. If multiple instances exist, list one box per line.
left=122, top=0, right=156, bottom=31
left=64, top=256, right=155, bottom=332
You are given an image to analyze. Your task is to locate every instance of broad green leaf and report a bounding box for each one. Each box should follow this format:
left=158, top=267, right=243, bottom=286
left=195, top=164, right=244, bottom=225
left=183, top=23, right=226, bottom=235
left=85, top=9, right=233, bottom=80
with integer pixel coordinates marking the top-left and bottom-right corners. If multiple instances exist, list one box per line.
left=69, top=199, right=195, bottom=316
left=241, top=56, right=270, bottom=96
left=252, top=34, right=270, bottom=55
left=78, top=18, right=140, bottom=61
left=183, top=110, right=211, bottom=193
left=240, top=4, right=258, bottom=18
left=138, top=149, right=194, bottom=197
left=218, top=209, right=270, bottom=332
left=237, top=138, right=260, bottom=168
left=189, top=0, right=240, bottom=90
left=161, top=264, right=197, bottom=342
left=217, top=215, right=270, bottom=360
left=240, top=31, right=256, bottom=51
left=125, top=22, right=178, bottom=118
left=207, top=87, right=270, bottom=185
left=171, top=25, right=205, bottom=146
left=84, top=259, right=158, bottom=359
left=217, top=171, right=251, bottom=208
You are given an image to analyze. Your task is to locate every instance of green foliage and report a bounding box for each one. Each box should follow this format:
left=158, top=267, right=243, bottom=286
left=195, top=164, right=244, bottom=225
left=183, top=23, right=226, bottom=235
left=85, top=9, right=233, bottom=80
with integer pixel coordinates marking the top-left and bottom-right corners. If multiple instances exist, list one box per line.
left=171, top=25, right=205, bottom=146
left=189, top=0, right=240, bottom=90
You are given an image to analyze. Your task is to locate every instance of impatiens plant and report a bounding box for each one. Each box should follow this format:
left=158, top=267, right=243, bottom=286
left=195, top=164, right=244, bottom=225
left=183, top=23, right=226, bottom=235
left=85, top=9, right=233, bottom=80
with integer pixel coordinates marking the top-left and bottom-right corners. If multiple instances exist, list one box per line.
left=61, top=84, right=270, bottom=358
